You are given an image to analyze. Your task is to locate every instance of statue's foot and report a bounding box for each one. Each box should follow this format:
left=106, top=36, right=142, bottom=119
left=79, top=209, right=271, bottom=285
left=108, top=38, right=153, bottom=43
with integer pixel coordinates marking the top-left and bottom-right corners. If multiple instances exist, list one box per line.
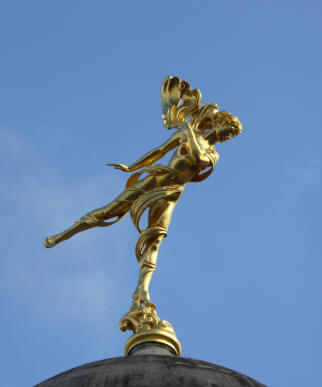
left=132, top=290, right=155, bottom=309
left=132, top=288, right=152, bottom=306
left=44, top=234, right=61, bottom=248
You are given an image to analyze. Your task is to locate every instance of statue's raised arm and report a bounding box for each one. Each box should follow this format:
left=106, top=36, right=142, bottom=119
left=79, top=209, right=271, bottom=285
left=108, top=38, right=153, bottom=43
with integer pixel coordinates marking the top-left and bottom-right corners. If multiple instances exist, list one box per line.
left=44, top=76, right=242, bottom=356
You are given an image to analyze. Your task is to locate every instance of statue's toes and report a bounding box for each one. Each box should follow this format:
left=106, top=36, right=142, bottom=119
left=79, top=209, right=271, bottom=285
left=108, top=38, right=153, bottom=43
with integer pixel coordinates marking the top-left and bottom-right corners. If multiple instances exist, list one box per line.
left=44, top=237, right=55, bottom=248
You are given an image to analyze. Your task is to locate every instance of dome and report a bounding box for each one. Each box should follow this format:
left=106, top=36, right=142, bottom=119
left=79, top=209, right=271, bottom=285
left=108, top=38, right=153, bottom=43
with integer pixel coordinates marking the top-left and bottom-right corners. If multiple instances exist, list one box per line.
left=35, top=354, right=265, bottom=387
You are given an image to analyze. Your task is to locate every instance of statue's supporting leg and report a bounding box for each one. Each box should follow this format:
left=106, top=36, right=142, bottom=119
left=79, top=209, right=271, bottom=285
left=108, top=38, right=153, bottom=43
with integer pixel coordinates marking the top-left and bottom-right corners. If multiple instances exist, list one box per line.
left=120, top=195, right=182, bottom=355
left=132, top=235, right=164, bottom=304
left=132, top=198, right=178, bottom=304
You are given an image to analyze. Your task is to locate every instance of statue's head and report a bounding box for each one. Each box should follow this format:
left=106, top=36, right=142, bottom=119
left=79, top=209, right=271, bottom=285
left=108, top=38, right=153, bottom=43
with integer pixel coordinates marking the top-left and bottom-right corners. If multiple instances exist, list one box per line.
left=192, top=108, right=242, bottom=140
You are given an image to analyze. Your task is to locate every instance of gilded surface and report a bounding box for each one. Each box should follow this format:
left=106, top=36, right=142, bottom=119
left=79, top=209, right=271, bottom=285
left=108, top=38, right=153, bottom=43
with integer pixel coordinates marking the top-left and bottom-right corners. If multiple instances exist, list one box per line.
left=44, top=76, right=242, bottom=354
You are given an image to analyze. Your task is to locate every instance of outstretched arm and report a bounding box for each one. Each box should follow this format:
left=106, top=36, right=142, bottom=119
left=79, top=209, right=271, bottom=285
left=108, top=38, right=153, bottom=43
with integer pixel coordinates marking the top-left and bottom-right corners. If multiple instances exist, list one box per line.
left=108, top=131, right=181, bottom=172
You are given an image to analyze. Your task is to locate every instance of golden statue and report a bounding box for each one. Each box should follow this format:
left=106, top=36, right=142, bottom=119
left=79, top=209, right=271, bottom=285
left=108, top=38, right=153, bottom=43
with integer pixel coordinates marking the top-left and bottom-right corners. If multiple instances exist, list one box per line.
left=44, top=76, right=242, bottom=355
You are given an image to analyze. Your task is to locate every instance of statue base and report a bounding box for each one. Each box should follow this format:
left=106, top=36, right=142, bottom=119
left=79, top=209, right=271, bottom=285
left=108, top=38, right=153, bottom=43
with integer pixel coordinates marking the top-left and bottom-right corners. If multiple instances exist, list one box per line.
left=125, top=328, right=181, bottom=356
left=119, top=298, right=181, bottom=356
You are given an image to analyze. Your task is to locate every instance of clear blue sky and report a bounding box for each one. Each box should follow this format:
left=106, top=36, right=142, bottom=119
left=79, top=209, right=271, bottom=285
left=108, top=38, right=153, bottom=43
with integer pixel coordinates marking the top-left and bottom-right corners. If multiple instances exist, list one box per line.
left=1, top=1, right=321, bottom=386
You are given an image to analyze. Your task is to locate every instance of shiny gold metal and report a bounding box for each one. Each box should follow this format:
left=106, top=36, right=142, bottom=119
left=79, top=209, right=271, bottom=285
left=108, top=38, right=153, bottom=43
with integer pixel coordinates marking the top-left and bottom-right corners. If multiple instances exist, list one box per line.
left=120, top=298, right=181, bottom=356
left=44, top=76, right=242, bottom=354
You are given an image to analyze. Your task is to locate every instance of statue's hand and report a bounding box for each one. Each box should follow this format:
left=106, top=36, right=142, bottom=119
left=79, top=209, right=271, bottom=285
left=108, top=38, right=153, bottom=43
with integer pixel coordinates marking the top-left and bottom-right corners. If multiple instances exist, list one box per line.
left=106, top=163, right=130, bottom=172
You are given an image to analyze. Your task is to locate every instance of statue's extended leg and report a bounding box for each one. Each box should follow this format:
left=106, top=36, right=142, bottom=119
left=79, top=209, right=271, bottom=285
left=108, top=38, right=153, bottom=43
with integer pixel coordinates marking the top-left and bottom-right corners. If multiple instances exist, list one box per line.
left=44, top=185, right=149, bottom=248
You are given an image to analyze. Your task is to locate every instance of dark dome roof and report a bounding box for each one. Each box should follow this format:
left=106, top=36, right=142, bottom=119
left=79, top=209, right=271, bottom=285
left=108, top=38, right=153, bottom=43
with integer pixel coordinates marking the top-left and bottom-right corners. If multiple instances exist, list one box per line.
left=35, top=355, right=265, bottom=387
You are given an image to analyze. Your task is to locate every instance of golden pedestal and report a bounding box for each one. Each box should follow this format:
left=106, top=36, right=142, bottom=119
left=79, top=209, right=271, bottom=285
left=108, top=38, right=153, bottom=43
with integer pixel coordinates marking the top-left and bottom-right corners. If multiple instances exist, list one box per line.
left=125, top=326, right=181, bottom=356
left=119, top=298, right=181, bottom=356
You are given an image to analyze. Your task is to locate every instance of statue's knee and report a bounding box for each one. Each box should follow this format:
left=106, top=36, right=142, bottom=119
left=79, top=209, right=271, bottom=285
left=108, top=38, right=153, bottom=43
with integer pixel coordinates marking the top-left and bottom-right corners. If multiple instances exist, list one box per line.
left=140, top=259, right=157, bottom=270
left=80, top=213, right=99, bottom=225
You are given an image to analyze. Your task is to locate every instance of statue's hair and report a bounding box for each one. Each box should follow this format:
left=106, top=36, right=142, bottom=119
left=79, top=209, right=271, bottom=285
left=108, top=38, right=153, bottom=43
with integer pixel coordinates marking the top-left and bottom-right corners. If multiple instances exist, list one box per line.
left=161, top=76, right=242, bottom=136
left=193, top=110, right=242, bottom=137
left=190, top=103, right=218, bottom=130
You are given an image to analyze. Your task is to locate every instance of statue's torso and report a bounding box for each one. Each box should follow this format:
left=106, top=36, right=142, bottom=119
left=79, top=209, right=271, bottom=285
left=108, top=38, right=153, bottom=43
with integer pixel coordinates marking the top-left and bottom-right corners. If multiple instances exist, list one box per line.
left=167, top=133, right=218, bottom=183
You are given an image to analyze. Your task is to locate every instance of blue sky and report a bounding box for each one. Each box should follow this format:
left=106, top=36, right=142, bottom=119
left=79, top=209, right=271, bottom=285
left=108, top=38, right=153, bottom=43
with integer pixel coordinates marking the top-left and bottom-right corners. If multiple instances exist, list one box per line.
left=1, top=1, right=321, bottom=386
